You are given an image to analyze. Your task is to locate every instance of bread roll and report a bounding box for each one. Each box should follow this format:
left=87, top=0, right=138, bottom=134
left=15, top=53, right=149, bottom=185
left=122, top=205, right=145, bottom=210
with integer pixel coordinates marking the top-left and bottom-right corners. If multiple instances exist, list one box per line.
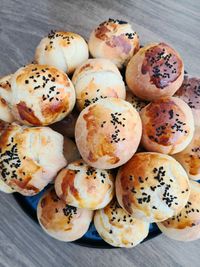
left=175, top=76, right=200, bottom=127
left=55, top=159, right=114, bottom=210
left=75, top=98, right=142, bottom=169
left=94, top=199, right=149, bottom=247
left=116, top=152, right=190, bottom=222
left=37, top=188, right=93, bottom=241
left=0, top=122, right=66, bottom=195
left=63, top=137, right=80, bottom=163
left=0, top=179, right=15, bottom=193
left=126, top=43, right=184, bottom=101
left=50, top=109, right=78, bottom=138
left=0, top=75, right=15, bottom=122
left=35, top=31, right=89, bottom=74
left=125, top=87, right=148, bottom=112
left=140, top=97, right=194, bottom=154
left=72, top=58, right=126, bottom=110
left=157, top=180, right=200, bottom=241
left=89, top=19, right=139, bottom=68
left=173, top=127, right=200, bottom=180
left=10, top=64, right=75, bottom=126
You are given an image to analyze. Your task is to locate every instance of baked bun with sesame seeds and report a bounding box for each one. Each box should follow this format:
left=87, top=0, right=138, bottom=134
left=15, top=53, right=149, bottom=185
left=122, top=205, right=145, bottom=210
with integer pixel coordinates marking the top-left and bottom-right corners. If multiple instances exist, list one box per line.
left=116, top=152, right=190, bottom=223
left=37, top=187, right=93, bottom=242
left=88, top=19, right=139, bottom=69
left=63, top=137, right=81, bottom=164
left=125, top=87, right=148, bottom=112
left=0, top=122, right=66, bottom=196
left=10, top=64, right=75, bottom=126
left=75, top=98, right=142, bottom=169
left=55, top=159, right=114, bottom=210
left=140, top=97, right=194, bottom=154
left=0, top=74, right=15, bottom=122
left=35, top=31, right=89, bottom=74
left=157, top=180, right=200, bottom=241
left=0, top=179, right=15, bottom=193
left=94, top=198, right=149, bottom=247
left=175, top=75, right=200, bottom=127
left=126, top=43, right=184, bottom=101
left=173, top=127, right=200, bottom=180
left=72, top=58, right=126, bottom=111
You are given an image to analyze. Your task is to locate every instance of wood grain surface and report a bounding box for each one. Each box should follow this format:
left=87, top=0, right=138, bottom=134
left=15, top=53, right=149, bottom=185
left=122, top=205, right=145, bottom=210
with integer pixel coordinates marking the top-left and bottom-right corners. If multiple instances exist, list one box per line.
left=0, top=0, right=200, bottom=266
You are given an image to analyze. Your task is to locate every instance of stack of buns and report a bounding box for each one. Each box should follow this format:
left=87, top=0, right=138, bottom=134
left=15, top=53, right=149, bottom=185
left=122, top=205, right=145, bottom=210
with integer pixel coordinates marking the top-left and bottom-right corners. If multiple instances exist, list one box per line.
left=1, top=18, right=199, bottom=247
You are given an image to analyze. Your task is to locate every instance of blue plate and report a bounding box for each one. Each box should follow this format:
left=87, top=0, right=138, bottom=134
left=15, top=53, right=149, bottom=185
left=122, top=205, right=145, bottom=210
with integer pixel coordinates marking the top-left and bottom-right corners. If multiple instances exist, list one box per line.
left=14, top=186, right=161, bottom=248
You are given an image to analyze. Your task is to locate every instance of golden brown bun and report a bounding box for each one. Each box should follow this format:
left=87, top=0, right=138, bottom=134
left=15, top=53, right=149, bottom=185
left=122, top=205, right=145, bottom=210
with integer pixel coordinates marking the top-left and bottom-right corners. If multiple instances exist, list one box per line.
left=72, top=58, right=126, bottom=110
left=55, top=159, right=114, bottom=210
left=157, top=180, right=200, bottom=241
left=10, top=64, right=75, bottom=126
left=0, top=179, right=15, bottom=193
left=125, top=87, right=148, bottom=112
left=94, top=198, right=149, bottom=247
left=116, top=152, right=190, bottom=222
left=126, top=43, right=184, bottom=101
left=35, top=31, right=89, bottom=74
left=175, top=76, right=200, bottom=127
left=75, top=98, right=142, bottom=169
left=50, top=109, right=78, bottom=138
left=37, top=188, right=93, bottom=241
left=63, top=137, right=81, bottom=164
left=0, top=122, right=66, bottom=195
left=88, top=19, right=139, bottom=68
left=140, top=97, right=194, bottom=154
left=173, top=127, right=200, bottom=180
left=0, top=75, right=15, bottom=122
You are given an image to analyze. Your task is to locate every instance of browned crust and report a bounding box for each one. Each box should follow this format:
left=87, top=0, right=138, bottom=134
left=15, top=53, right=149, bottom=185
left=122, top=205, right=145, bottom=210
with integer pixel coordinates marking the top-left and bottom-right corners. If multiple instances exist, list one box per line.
left=17, top=101, right=41, bottom=125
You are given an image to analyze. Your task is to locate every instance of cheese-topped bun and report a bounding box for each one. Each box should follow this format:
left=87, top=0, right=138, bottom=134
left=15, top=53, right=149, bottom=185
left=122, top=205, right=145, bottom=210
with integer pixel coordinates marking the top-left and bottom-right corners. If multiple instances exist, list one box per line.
left=10, top=64, right=75, bottom=126
left=75, top=98, right=142, bottom=169
left=55, top=159, right=114, bottom=210
left=140, top=97, right=194, bottom=154
left=94, top=199, right=149, bottom=247
left=175, top=76, right=200, bottom=127
left=126, top=43, right=184, bottom=101
left=116, top=152, right=190, bottom=222
left=157, top=180, right=200, bottom=241
left=88, top=18, right=139, bottom=68
left=50, top=110, right=78, bottom=138
left=0, top=179, right=15, bottom=193
left=63, top=137, right=81, bottom=164
left=72, top=58, right=126, bottom=110
left=125, top=87, right=148, bottom=112
left=0, top=75, right=15, bottom=122
left=37, top=188, right=93, bottom=241
left=173, top=127, right=200, bottom=180
left=35, top=31, right=89, bottom=74
left=0, top=122, right=66, bottom=196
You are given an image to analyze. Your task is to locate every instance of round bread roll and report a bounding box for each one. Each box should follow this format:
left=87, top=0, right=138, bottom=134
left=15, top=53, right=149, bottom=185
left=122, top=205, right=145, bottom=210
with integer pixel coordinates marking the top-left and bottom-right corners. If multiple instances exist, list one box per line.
left=63, top=137, right=80, bottom=163
left=125, top=87, right=148, bottom=112
left=88, top=18, right=139, bottom=68
left=0, top=122, right=66, bottom=196
left=175, top=76, right=200, bottom=127
left=37, top=188, right=93, bottom=241
left=72, top=58, right=126, bottom=110
left=0, top=75, right=15, bottom=122
left=10, top=64, right=75, bottom=126
left=116, top=152, right=190, bottom=222
left=50, top=109, right=78, bottom=138
left=157, top=180, right=200, bottom=241
left=126, top=43, right=184, bottom=101
left=173, top=127, right=200, bottom=180
left=94, top=199, right=149, bottom=247
left=55, top=159, right=114, bottom=210
left=140, top=97, right=194, bottom=154
left=0, top=179, right=15, bottom=193
left=75, top=98, right=142, bottom=169
left=35, top=31, right=89, bottom=74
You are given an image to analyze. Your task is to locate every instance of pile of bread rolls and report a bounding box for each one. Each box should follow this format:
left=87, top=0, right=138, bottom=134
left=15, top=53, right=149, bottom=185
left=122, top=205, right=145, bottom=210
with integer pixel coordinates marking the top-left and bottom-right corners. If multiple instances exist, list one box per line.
left=0, top=18, right=200, bottom=248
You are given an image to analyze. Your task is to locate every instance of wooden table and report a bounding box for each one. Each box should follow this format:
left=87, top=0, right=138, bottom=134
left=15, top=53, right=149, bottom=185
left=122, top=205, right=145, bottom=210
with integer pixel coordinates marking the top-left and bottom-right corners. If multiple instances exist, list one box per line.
left=0, top=1, right=200, bottom=266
